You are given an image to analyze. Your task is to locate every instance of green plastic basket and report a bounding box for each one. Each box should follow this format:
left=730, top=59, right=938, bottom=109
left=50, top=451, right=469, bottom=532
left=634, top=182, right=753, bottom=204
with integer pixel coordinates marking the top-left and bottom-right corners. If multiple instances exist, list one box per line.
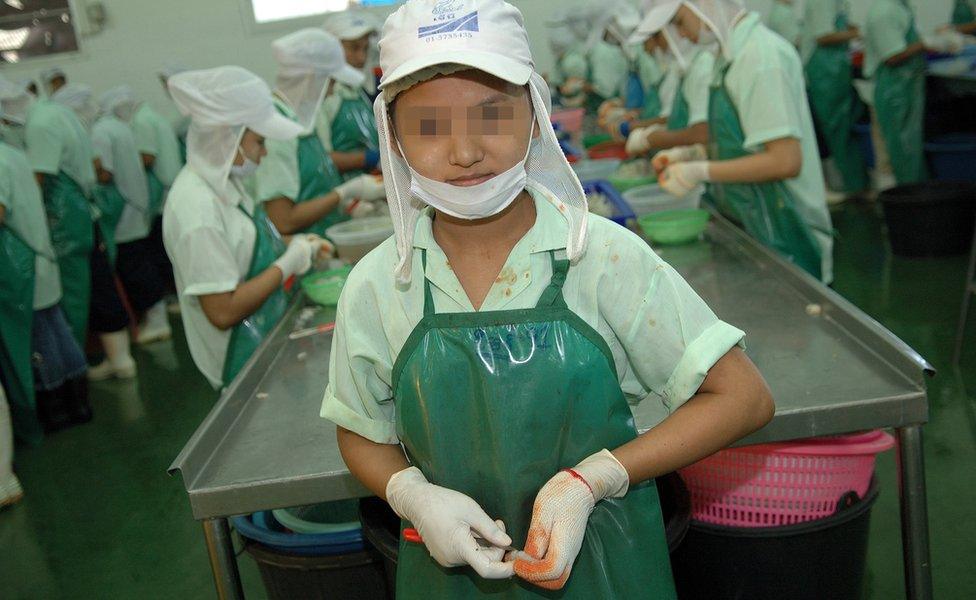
left=301, top=266, right=353, bottom=306
left=638, top=209, right=710, bottom=245
left=608, top=174, right=659, bottom=194
left=583, top=133, right=613, bottom=148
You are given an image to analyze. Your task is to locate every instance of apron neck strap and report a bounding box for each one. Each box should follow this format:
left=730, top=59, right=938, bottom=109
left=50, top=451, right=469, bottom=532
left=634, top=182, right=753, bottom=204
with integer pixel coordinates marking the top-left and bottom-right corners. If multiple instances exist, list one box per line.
left=420, top=249, right=569, bottom=315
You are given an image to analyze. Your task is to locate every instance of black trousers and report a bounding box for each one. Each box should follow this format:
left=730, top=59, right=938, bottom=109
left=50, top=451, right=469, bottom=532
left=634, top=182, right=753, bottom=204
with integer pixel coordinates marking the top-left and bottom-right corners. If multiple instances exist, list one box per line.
left=116, top=236, right=166, bottom=314
left=89, top=228, right=129, bottom=334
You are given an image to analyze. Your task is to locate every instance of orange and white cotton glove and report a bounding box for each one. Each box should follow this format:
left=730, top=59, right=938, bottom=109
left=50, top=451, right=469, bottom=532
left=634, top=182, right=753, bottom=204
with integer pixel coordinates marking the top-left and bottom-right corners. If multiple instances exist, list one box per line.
left=659, top=162, right=710, bottom=198
left=625, top=124, right=665, bottom=157
left=651, top=143, right=708, bottom=175
left=386, top=466, right=515, bottom=580
left=514, top=449, right=630, bottom=590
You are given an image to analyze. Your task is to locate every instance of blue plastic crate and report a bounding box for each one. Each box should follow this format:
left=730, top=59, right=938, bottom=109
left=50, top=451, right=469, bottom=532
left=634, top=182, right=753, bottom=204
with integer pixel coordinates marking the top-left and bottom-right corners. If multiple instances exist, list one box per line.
left=582, top=180, right=636, bottom=227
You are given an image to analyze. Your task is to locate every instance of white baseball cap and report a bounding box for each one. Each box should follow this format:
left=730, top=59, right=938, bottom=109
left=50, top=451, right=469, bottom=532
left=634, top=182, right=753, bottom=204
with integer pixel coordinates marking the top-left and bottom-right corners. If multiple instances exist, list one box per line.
left=271, top=28, right=365, bottom=87
left=168, top=66, right=303, bottom=140
left=629, top=0, right=682, bottom=45
left=323, top=10, right=379, bottom=41
left=378, top=0, right=534, bottom=93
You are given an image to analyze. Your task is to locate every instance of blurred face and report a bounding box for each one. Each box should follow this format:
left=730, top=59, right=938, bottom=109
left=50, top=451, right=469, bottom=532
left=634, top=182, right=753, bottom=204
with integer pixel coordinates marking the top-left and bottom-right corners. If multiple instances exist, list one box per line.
left=49, top=76, right=66, bottom=94
left=672, top=6, right=705, bottom=43
left=391, top=70, right=537, bottom=186
left=644, top=31, right=666, bottom=54
left=341, top=34, right=371, bottom=70
left=234, top=130, right=267, bottom=166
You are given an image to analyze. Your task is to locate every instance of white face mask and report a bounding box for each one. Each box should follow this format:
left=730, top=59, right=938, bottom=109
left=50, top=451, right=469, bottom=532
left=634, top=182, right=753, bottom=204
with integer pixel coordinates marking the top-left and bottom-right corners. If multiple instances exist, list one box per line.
left=697, top=22, right=717, bottom=47
left=230, top=145, right=259, bottom=179
left=397, top=124, right=535, bottom=221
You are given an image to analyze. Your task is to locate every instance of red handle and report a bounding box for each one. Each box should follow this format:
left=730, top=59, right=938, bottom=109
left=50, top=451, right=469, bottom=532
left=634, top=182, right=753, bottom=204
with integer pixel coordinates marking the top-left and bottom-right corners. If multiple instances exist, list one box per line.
left=403, top=528, right=423, bottom=544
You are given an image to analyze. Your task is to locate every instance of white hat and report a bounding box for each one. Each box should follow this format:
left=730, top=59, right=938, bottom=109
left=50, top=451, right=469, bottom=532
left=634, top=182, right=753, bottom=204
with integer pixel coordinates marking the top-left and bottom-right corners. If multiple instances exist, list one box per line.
left=0, top=75, right=33, bottom=124
left=629, top=1, right=683, bottom=45
left=322, top=10, right=380, bottom=41
left=374, top=0, right=588, bottom=285
left=272, top=28, right=364, bottom=86
left=98, top=84, right=140, bottom=121
left=378, top=0, right=533, bottom=95
left=51, top=83, right=99, bottom=128
left=40, top=66, right=66, bottom=85
left=168, top=66, right=303, bottom=198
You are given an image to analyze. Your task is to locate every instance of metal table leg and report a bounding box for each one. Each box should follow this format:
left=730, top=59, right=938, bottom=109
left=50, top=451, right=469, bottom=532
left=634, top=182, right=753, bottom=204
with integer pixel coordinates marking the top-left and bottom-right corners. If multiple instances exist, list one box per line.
left=203, top=517, right=245, bottom=600
left=897, top=426, right=933, bottom=600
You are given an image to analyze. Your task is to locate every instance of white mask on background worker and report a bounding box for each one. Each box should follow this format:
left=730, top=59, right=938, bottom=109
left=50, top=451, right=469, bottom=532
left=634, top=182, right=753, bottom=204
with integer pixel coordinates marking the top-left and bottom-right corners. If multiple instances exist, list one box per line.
left=51, top=83, right=99, bottom=130
left=271, top=28, right=365, bottom=134
left=167, top=66, right=304, bottom=197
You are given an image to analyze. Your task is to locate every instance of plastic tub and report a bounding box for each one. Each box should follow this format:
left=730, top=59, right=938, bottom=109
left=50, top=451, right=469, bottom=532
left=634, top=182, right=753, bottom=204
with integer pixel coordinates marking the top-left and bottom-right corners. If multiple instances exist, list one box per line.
left=608, top=159, right=657, bottom=193
left=301, top=266, right=353, bottom=307
left=623, top=183, right=703, bottom=216
left=671, top=477, right=880, bottom=600
left=273, top=499, right=362, bottom=536
left=587, top=140, right=629, bottom=160
left=243, top=541, right=388, bottom=600
left=583, top=133, right=613, bottom=148
left=549, top=108, right=585, bottom=133
left=233, top=510, right=365, bottom=556
left=879, top=182, right=976, bottom=257
left=582, top=180, right=636, bottom=226
left=325, top=216, right=393, bottom=264
left=637, top=209, right=710, bottom=245
left=571, top=158, right=622, bottom=182
left=925, top=133, right=976, bottom=182
left=679, top=430, right=894, bottom=527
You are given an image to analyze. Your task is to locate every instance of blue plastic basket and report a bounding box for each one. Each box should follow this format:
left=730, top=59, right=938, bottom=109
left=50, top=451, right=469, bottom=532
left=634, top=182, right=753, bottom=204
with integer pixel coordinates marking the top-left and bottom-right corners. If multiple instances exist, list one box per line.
left=925, top=133, right=976, bottom=182
left=233, top=510, right=365, bottom=556
left=582, top=180, right=636, bottom=227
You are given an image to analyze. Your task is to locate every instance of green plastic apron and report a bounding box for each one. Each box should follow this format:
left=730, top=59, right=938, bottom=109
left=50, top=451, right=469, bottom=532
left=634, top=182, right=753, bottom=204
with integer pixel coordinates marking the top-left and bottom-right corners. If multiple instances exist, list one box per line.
left=391, top=251, right=676, bottom=599
left=330, top=92, right=379, bottom=154
left=805, top=13, right=869, bottom=193
left=953, top=0, right=975, bottom=25
left=295, top=131, right=348, bottom=239
left=0, top=224, right=43, bottom=445
left=874, top=22, right=928, bottom=185
left=708, top=64, right=824, bottom=280
left=641, top=83, right=664, bottom=121
left=43, top=171, right=94, bottom=345
left=667, top=77, right=690, bottom=131
left=92, top=183, right=126, bottom=267
left=220, top=202, right=289, bottom=387
left=146, top=167, right=166, bottom=217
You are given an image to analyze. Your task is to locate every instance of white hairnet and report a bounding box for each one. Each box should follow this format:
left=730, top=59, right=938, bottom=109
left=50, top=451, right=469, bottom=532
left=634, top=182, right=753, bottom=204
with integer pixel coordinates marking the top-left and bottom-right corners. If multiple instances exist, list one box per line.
left=158, top=61, right=189, bottom=80
left=40, top=66, right=66, bottom=86
left=375, top=0, right=589, bottom=285
left=51, top=83, right=98, bottom=129
left=0, top=75, right=33, bottom=124
left=272, top=28, right=365, bottom=134
left=685, top=0, right=747, bottom=60
left=168, top=66, right=304, bottom=198
left=99, top=84, right=140, bottom=122
left=587, top=0, right=642, bottom=51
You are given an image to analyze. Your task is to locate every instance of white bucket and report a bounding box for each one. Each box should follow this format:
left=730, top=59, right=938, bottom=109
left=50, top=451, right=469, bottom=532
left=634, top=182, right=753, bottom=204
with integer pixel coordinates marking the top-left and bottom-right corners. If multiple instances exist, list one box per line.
left=623, top=184, right=703, bottom=217
left=325, top=216, right=394, bottom=264
left=571, top=159, right=622, bottom=182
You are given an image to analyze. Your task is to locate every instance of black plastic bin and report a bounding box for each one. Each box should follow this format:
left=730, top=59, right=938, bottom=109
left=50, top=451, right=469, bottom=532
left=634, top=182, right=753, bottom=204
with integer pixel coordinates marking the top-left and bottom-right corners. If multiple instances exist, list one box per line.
left=244, top=541, right=388, bottom=600
left=359, top=472, right=692, bottom=594
left=879, top=182, right=976, bottom=257
left=671, top=477, right=880, bottom=600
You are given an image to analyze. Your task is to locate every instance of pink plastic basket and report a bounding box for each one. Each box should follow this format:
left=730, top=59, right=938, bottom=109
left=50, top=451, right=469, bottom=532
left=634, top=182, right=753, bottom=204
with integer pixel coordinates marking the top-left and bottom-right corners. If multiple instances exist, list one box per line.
left=678, top=430, right=895, bottom=528
left=550, top=108, right=585, bottom=133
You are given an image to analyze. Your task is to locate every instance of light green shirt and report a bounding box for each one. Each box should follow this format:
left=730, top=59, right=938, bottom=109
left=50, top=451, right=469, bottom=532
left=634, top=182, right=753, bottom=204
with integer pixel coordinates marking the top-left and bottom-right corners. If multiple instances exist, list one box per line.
left=636, top=49, right=665, bottom=95
left=25, top=99, right=96, bottom=196
left=863, top=0, right=913, bottom=78
left=321, top=187, right=746, bottom=445
left=248, top=96, right=301, bottom=203
left=0, top=141, right=61, bottom=310
left=723, top=13, right=834, bottom=283
left=766, top=1, right=801, bottom=47
left=799, top=0, right=847, bottom=65
left=684, top=49, right=715, bottom=126
left=132, top=103, right=184, bottom=188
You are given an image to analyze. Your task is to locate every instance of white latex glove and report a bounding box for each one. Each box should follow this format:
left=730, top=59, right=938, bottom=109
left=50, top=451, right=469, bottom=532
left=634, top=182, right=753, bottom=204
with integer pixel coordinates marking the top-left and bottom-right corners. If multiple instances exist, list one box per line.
left=304, top=233, right=335, bottom=258
left=273, top=235, right=316, bottom=279
left=335, top=174, right=387, bottom=212
left=651, top=143, right=709, bottom=174
left=514, top=449, right=629, bottom=590
left=386, top=466, right=515, bottom=580
left=349, top=201, right=378, bottom=219
left=625, top=124, right=666, bottom=157
left=924, top=31, right=964, bottom=54
left=660, top=161, right=710, bottom=198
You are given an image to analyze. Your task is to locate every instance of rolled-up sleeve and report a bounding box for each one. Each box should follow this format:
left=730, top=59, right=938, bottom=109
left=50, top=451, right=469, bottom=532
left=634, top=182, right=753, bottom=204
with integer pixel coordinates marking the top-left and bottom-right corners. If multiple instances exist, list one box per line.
left=321, top=266, right=399, bottom=444
left=173, top=226, right=242, bottom=297
left=601, top=235, right=745, bottom=412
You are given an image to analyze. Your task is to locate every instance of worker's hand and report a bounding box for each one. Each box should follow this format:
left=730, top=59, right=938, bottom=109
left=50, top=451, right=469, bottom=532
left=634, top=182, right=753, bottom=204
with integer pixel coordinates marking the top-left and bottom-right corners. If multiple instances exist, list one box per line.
left=274, top=235, right=317, bottom=279
left=660, top=161, right=710, bottom=198
left=335, top=174, right=387, bottom=213
left=625, top=124, right=665, bottom=157
left=597, top=99, right=624, bottom=126
left=651, top=143, right=709, bottom=175
left=606, top=109, right=639, bottom=141
left=386, top=466, right=515, bottom=580
left=350, top=201, right=378, bottom=219
left=923, top=31, right=965, bottom=54
left=304, top=233, right=335, bottom=259
left=560, top=77, right=586, bottom=98
left=514, top=449, right=629, bottom=590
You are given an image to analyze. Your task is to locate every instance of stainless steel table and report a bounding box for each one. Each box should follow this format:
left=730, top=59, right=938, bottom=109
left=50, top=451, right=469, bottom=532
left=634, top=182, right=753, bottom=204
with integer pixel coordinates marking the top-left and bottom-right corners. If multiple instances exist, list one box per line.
left=172, top=213, right=935, bottom=600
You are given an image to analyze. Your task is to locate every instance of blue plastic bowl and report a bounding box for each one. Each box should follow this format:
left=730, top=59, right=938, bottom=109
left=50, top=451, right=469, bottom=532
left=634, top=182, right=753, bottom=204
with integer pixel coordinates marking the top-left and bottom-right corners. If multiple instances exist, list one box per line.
left=233, top=510, right=365, bottom=556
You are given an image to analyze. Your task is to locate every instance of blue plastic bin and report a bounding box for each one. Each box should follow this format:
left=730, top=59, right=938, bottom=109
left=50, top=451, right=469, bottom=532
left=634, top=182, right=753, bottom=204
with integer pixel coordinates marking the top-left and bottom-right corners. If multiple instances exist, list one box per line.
left=925, top=133, right=976, bottom=182
left=233, top=510, right=365, bottom=556
left=582, top=180, right=636, bottom=227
